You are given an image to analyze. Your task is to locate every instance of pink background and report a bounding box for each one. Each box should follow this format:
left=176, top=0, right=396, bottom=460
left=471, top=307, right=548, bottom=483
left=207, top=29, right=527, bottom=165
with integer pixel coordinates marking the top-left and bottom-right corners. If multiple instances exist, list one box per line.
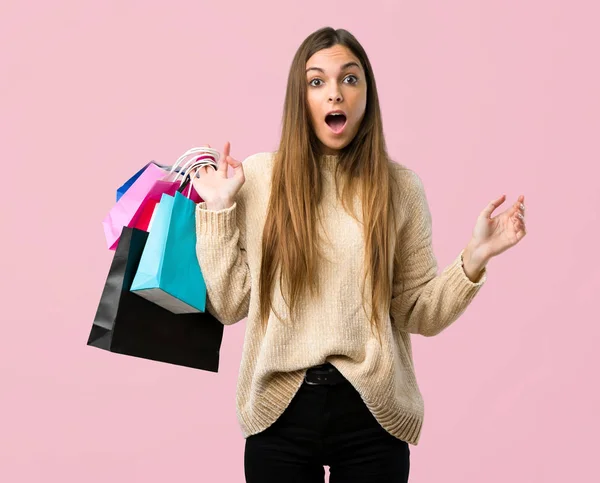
left=1, top=1, right=598, bottom=481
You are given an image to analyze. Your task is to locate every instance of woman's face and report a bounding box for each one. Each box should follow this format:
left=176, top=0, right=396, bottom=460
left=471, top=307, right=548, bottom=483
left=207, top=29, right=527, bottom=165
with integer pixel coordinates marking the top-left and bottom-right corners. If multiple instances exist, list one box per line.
left=305, top=45, right=367, bottom=155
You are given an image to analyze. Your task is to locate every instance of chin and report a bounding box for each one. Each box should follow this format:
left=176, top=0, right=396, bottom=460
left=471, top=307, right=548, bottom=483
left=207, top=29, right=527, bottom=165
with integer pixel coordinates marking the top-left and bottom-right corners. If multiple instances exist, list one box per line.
left=318, top=137, right=350, bottom=153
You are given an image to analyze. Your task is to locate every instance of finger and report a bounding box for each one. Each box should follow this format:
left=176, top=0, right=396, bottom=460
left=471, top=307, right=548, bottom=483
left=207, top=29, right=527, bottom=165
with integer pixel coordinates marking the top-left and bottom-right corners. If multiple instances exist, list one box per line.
left=516, top=220, right=527, bottom=240
left=514, top=216, right=525, bottom=230
left=510, top=198, right=524, bottom=217
left=481, top=194, right=506, bottom=219
left=218, top=141, right=230, bottom=174
left=519, top=194, right=525, bottom=213
left=194, top=165, right=210, bottom=178
left=226, top=154, right=243, bottom=170
left=510, top=194, right=525, bottom=213
left=513, top=212, right=526, bottom=232
left=513, top=209, right=525, bottom=222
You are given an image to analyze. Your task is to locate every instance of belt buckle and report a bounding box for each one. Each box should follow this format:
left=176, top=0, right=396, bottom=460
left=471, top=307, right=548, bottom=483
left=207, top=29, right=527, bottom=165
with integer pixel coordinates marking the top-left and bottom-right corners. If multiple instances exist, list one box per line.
left=304, top=368, right=336, bottom=385
left=304, top=372, right=319, bottom=385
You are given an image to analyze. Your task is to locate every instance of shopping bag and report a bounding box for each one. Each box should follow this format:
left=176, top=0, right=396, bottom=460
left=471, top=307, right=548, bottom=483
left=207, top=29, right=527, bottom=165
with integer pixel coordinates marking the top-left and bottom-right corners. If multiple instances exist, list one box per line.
left=117, top=162, right=197, bottom=202
left=87, top=227, right=224, bottom=372
left=103, top=148, right=220, bottom=250
left=117, top=163, right=152, bottom=202
left=102, top=163, right=173, bottom=250
left=130, top=186, right=207, bottom=314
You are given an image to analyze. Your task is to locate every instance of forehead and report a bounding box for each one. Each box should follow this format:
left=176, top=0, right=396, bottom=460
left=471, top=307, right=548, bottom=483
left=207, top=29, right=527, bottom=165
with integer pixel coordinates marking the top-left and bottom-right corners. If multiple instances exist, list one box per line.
left=305, top=45, right=362, bottom=73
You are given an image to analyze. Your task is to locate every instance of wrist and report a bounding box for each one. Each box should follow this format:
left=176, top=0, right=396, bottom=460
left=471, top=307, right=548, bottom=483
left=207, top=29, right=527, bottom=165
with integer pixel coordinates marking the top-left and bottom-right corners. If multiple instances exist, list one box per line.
left=205, top=198, right=234, bottom=211
left=462, top=240, right=489, bottom=282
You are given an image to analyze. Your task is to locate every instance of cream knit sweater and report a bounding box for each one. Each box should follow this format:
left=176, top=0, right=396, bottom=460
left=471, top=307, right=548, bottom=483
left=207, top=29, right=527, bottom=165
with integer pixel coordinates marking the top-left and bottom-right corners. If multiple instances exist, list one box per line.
left=195, top=151, right=487, bottom=445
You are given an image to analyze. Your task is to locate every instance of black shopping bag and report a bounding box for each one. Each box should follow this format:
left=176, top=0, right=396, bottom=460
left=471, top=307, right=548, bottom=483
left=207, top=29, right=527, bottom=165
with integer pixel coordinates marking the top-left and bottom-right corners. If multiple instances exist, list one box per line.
left=87, top=227, right=224, bottom=372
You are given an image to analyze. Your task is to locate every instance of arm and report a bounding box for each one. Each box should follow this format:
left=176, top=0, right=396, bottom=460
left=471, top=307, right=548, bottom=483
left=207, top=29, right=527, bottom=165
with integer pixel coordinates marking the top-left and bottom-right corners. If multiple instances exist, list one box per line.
left=390, top=170, right=487, bottom=337
left=195, top=191, right=251, bottom=326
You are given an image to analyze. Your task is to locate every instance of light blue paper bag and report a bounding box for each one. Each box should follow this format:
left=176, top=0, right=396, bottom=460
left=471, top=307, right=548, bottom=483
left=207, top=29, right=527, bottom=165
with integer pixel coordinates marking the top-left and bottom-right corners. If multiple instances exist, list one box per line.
left=130, top=190, right=207, bottom=313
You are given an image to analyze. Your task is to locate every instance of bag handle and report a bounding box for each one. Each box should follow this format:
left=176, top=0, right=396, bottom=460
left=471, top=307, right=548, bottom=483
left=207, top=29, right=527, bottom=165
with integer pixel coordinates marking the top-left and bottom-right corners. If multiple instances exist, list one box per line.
left=176, top=156, right=217, bottom=193
left=177, top=159, right=218, bottom=197
left=180, top=159, right=217, bottom=184
left=167, top=147, right=221, bottom=180
left=169, top=147, right=208, bottom=173
left=175, top=152, right=218, bottom=178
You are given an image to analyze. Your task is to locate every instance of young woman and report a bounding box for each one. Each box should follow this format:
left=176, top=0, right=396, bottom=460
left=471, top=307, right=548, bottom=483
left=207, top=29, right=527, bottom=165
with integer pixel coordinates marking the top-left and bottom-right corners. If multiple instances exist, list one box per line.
left=192, top=27, right=526, bottom=483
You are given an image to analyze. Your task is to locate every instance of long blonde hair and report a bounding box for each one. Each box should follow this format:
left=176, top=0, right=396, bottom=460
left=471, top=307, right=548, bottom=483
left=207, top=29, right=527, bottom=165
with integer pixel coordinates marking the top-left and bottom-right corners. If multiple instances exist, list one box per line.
left=259, top=27, right=401, bottom=340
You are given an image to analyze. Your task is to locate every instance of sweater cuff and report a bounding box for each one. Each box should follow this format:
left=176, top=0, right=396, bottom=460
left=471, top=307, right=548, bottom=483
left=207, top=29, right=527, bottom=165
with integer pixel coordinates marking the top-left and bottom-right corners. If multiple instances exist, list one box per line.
left=455, top=249, right=487, bottom=285
left=195, top=201, right=238, bottom=239
left=440, top=249, right=487, bottom=302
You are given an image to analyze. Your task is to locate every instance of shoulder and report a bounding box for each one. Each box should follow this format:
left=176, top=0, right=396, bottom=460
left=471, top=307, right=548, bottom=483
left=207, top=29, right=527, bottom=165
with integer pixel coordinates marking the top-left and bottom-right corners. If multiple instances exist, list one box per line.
left=240, top=151, right=275, bottom=174
left=236, top=151, right=275, bottom=203
left=237, top=151, right=274, bottom=188
left=387, top=160, right=433, bottom=235
left=387, top=159, right=427, bottom=204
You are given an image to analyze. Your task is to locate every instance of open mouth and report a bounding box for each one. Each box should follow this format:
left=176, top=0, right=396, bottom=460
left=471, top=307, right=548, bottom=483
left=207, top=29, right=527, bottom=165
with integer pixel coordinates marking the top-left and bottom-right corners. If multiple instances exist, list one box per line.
left=325, top=113, right=347, bottom=134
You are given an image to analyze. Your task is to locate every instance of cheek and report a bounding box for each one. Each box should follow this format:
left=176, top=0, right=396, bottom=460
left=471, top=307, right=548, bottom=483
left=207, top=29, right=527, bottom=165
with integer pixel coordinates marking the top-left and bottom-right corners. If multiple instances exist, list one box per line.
left=306, top=94, right=319, bottom=123
left=349, top=97, right=366, bottom=122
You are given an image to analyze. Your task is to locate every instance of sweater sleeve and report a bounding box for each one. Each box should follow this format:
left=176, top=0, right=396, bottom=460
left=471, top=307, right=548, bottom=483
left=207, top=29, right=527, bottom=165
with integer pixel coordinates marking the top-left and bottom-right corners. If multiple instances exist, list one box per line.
left=195, top=191, right=251, bottom=326
left=389, top=169, right=487, bottom=337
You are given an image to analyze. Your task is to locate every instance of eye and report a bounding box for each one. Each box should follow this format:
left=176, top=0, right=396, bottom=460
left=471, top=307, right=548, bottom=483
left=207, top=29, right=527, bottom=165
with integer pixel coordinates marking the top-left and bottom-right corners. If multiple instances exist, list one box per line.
left=308, top=75, right=359, bottom=87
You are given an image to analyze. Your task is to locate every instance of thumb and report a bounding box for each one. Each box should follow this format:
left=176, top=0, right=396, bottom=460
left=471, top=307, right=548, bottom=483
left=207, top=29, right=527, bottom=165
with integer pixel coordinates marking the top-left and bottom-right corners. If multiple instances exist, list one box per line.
left=227, top=155, right=245, bottom=183
left=481, top=194, right=506, bottom=219
left=226, top=154, right=243, bottom=170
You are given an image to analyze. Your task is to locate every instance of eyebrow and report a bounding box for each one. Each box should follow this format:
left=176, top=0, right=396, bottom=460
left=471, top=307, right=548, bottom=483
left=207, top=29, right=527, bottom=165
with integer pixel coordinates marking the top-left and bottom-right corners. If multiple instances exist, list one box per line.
left=305, top=61, right=361, bottom=74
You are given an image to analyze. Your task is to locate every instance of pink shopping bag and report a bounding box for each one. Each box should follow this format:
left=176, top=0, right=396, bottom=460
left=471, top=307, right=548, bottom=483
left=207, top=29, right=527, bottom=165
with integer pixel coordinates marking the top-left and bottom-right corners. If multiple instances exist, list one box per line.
left=102, top=148, right=218, bottom=249
left=102, top=164, right=178, bottom=250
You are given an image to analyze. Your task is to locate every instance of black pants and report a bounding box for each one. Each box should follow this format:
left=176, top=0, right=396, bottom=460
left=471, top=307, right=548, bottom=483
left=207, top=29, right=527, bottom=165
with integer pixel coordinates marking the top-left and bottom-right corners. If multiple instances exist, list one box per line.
left=244, top=374, right=410, bottom=482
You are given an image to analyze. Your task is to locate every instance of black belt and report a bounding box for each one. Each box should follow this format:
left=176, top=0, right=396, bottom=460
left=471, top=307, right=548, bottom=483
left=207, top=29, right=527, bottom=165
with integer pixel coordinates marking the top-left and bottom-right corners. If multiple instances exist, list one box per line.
left=304, top=363, right=348, bottom=386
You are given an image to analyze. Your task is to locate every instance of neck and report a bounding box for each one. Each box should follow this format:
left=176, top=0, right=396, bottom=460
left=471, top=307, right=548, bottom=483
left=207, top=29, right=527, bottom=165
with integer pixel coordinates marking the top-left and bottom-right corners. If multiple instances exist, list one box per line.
left=319, top=153, right=340, bottom=169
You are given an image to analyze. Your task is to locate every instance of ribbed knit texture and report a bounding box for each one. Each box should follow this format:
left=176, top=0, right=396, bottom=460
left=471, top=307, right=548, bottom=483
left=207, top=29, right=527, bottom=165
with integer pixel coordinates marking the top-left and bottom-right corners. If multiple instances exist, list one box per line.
left=195, top=151, right=487, bottom=445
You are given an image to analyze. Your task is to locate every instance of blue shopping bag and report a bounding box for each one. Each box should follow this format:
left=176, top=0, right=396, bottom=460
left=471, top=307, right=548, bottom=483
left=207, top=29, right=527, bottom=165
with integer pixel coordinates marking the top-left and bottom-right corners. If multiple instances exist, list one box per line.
left=130, top=188, right=207, bottom=313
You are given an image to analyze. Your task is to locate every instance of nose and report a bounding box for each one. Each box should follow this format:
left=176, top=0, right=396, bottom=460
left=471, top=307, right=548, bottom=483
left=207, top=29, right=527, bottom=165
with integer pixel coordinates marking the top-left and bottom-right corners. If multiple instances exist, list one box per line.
left=329, top=91, right=343, bottom=102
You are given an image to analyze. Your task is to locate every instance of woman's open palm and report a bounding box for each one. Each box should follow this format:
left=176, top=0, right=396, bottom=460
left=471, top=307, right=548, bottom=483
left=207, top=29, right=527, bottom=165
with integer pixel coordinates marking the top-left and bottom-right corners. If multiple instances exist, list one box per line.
left=191, top=141, right=245, bottom=210
left=471, top=194, right=527, bottom=259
